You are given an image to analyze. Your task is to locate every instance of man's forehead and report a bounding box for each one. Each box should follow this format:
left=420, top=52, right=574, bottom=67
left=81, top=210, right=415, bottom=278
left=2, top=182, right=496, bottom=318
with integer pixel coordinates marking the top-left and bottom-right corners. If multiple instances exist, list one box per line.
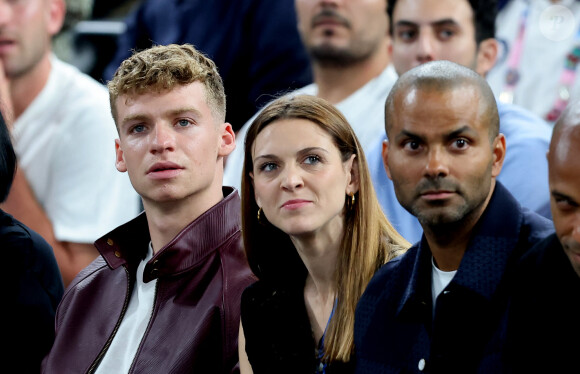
left=391, top=86, right=484, bottom=127
left=392, top=0, right=474, bottom=24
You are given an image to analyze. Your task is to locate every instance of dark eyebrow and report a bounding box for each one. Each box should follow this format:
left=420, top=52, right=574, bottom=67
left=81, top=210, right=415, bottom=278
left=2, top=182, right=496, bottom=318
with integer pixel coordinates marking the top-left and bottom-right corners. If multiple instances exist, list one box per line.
left=430, top=19, right=461, bottom=29
left=393, top=130, right=423, bottom=143
left=394, top=20, right=419, bottom=29
left=395, top=18, right=460, bottom=29
left=393, top=126, right=476, bottom=143
left=445, top=126, right=477, bottom=141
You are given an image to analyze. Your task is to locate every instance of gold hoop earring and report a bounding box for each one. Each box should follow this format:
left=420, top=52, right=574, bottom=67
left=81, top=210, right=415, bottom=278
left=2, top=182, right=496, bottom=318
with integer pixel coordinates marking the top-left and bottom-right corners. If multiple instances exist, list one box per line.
left=257, top=207, right=262, bottom=221
left=346, top=193, right=356, bottom=211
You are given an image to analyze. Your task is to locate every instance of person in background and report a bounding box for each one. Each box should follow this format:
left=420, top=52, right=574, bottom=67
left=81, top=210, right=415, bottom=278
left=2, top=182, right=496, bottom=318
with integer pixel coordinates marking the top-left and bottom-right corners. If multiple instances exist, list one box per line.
left=500, top=99, right=580, bottom=373
left=488, top=0, right=580, bottom=124
left=0, top=109, right=64, bottom=374
left=368, top=0, right=553, bottom=243
left=103, top=0, right=312, bottom=132
left=238, top=94, right=409, bottom=373
left=42, top=44, right=255, bottom=374
left=354, top=61, right=554, bottom=374
left=0, top=0, right=139, bottom=286
left=224, top=0, right=396, bottom=190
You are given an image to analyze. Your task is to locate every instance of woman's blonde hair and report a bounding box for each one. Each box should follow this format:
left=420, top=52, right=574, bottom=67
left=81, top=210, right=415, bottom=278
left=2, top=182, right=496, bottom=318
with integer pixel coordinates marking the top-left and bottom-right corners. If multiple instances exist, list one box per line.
left=241, top=94, right=410, bottom=363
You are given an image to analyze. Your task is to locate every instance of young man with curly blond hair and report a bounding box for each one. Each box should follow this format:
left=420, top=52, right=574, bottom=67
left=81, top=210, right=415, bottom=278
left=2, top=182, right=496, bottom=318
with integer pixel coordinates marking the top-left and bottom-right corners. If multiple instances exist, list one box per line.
left=42, top=44, right=255, bottom=374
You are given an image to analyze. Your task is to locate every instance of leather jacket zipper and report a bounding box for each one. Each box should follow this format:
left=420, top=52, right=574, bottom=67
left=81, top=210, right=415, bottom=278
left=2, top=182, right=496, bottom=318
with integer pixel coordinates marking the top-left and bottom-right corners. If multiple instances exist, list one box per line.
left=87, top=266, right=132, bottom=374
left=127, top=279, right=160, bottom=373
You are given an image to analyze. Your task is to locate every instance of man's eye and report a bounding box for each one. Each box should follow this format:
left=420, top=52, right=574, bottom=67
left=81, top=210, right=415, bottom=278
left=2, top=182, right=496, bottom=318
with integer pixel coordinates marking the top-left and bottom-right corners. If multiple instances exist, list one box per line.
left=454, top=138, right=468, bottom=149
left=403, top=140, right=421, bottom=151
left=554, top=197, right=578, bottom=211
left=177, top=119, right=191, bottom=127
left=438, top=29, right=455, bottom=40
left=397, top=29, right=417, bottom=41
left=131, top=125, right=145, bottom=133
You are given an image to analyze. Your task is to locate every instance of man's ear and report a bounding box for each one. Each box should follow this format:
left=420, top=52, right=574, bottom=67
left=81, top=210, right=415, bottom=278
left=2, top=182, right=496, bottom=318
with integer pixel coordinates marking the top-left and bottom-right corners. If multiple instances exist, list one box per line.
left=475, top=38, right=498, bottom=76
left=115, top=139, right=127, bottom=173
left=218, top=122, right=236, bottom=158
left=382, top=139, right=393, bottom=180
left=47, top=0, right=66, bottom=37
left=491, top=133, right=506, bottom=178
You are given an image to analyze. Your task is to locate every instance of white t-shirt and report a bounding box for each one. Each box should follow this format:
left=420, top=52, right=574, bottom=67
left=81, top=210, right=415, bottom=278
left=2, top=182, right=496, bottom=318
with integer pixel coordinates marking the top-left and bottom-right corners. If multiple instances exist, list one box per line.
left=431, top=257, right=457, bottom=313
left=95, top=243, right=157, bottom=374
left=11, top=55, right=140, bottom=243
left=487, top=0, right=580, bottom=124
left=223, top=64, right=399, bottom=190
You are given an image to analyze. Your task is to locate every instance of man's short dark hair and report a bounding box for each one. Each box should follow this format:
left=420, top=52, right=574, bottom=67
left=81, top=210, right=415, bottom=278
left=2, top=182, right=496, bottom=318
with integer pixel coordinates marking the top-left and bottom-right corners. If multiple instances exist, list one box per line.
left=387, top=0, right=497, bottom=44
left=384, top=60, right=500, bottom=140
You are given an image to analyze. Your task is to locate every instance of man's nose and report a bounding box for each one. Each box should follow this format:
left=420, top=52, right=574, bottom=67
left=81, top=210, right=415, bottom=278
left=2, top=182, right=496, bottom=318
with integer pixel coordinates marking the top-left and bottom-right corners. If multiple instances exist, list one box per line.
left=424, top=148, right=449, bottom=178
left=416, top=33, right=435, bottom=64
left=151, top=124, right=176, bottom=153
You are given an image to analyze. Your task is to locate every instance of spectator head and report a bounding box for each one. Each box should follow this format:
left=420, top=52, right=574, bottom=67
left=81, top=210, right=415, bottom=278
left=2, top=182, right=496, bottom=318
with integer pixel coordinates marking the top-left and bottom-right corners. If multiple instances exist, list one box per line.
left=0, top=0, right=66, bottom=79
left=294, top=0, right=389, bottom=68
left=242, top=93, right=408, bottom=362
left=548, top=102, right=580, bottom=277
left=110, top=44, right=234, bottom=208
left=387, top=0, right=497, bottom=76
left=383, top=60, right=504, bottom=231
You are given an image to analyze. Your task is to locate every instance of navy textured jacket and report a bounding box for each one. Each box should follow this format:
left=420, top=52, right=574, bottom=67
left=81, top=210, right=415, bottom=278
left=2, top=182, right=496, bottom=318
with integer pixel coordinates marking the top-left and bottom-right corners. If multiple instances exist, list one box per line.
left=501, top=233, right=580, bottom=373
left=354, top=182, right=553, bottom=374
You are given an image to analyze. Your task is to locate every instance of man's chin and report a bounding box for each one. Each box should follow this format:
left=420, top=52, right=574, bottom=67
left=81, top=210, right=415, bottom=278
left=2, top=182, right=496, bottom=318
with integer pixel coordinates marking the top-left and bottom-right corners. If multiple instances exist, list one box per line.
left=412, top=207, right=464, bottom=228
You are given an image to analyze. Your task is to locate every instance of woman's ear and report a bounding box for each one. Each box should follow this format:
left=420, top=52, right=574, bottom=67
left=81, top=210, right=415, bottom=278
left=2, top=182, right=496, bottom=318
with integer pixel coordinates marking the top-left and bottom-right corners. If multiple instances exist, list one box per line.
left=345, top=154, right=360, bottom=195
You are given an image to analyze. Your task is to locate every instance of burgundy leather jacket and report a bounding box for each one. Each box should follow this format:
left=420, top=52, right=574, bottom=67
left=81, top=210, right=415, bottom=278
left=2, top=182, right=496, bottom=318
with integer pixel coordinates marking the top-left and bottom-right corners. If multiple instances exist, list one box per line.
left=42, top=188, right=255, bottom=373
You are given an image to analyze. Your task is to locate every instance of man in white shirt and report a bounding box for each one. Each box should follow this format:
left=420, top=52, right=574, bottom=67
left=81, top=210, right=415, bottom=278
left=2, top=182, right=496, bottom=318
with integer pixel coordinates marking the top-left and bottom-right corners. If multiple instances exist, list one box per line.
left=224, top=0, right=396, bottom=190
left=0, top=0, right=139, bottom=286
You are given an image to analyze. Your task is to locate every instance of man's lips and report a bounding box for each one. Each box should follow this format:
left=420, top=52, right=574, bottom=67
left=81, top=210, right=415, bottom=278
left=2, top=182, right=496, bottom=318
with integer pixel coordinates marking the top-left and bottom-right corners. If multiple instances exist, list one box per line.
left=313, top=17, right=345, bottom=27
left=0, top=39, right=16, bottom=53
left=281, top=199, right=311, bottom=210
left=147, top=162, right=183, bottom=179
left=419, top=190, right=455, bottom=201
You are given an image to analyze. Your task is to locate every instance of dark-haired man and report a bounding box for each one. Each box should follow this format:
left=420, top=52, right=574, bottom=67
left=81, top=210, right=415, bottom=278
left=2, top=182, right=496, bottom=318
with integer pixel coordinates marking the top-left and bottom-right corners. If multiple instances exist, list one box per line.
left=224, top=0, right=396, bottom=189
left=369, top=0, right=553, bottom=243
left=500, top=100, right=580, bottom=373
left=354, top=61, right=553, bottom=374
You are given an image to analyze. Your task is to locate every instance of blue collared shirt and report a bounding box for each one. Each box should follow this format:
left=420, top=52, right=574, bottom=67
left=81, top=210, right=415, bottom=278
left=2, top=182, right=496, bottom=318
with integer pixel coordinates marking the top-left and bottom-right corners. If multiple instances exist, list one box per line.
left=369, top=100, right=553, bottom=244
left=354, top=183, right=553, bottom=374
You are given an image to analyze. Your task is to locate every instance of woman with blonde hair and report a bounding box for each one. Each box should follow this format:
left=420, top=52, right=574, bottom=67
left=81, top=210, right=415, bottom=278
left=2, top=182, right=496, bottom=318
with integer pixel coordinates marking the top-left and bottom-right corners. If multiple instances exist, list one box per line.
left=238, top=94, right=409, bottom=373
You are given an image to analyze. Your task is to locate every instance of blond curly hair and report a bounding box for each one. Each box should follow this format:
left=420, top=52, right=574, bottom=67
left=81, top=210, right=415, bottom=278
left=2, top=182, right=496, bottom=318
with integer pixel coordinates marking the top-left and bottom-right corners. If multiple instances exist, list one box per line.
left=107, top=43, right=226, bottom=125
